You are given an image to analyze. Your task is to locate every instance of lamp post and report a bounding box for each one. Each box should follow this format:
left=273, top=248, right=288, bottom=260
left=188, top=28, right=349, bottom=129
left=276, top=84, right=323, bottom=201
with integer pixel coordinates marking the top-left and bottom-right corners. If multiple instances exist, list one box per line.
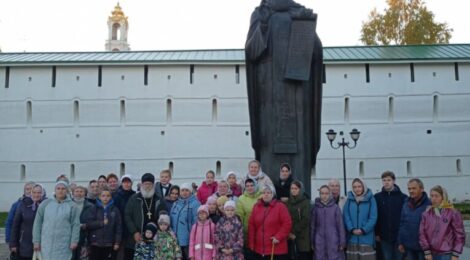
left=326, top=128, right=361, bottom=196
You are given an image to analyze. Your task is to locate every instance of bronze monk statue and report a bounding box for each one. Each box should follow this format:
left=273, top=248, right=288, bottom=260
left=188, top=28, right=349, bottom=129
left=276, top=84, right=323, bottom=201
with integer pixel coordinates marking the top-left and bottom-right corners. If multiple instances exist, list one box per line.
left=245, top=0, right=323, bottom=196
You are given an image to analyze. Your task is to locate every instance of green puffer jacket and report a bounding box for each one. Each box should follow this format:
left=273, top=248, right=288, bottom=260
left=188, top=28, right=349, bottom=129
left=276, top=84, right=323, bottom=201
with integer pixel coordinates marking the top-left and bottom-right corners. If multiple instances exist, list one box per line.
left=236, top=190, right=261, bottom=242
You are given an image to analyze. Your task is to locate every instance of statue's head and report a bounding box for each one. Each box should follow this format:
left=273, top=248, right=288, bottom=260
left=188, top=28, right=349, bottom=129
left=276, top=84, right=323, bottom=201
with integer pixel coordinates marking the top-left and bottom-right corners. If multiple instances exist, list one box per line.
left=265, top=0, right=292, bottom=11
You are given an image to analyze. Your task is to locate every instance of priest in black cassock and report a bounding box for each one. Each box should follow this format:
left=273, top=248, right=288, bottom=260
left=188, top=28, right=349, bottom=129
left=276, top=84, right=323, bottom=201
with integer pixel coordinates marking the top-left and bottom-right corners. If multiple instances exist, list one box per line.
left=124, top=173, right=166, bottom=260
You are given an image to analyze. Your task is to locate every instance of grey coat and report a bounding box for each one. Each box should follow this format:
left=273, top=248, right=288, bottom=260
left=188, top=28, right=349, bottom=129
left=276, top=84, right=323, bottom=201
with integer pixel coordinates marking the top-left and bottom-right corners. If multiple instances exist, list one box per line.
left=32, top=196, right=81, bottom=260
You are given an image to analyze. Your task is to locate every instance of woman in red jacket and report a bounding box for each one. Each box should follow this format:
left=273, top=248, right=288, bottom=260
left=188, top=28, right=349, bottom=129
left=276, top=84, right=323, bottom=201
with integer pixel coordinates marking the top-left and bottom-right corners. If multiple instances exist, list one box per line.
left=248, top=184, right=292, bottom=260
left=419, top=185, right=466, bottom=260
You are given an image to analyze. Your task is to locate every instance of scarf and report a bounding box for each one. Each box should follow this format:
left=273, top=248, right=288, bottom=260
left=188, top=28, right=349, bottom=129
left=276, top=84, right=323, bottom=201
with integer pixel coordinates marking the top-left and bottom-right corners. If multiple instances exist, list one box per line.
left=432, top=188, right=453, bottom=216
left=247, top=169, right=264, bottom=181
left=353, top=179, right=368, bottom=203
left=97, top=199, right=114, bottom=216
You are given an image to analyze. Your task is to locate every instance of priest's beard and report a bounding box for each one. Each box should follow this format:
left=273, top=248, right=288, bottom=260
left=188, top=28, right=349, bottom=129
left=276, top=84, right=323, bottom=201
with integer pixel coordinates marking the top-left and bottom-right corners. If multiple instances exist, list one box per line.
left=141, top=187, right=155, bottom=199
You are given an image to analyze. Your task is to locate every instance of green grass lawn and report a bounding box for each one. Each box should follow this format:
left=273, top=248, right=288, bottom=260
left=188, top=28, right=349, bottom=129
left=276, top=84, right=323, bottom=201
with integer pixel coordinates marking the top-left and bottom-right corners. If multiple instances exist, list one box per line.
left=0, top=212, right=7, bottom=228
left=455, top=203, right=470, bottom=220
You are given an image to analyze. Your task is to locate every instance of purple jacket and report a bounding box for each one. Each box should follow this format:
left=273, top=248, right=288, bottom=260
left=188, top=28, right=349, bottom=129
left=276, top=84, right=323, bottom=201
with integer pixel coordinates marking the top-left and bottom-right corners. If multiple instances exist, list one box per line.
left=311, top=198, right=346, bottom=260
left=419, top=207, right=466, bottom=256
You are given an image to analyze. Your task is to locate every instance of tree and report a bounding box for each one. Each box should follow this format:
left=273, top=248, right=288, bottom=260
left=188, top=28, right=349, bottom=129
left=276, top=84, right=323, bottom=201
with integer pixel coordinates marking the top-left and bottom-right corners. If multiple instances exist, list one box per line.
left=360, top=0, right=453, bottom=45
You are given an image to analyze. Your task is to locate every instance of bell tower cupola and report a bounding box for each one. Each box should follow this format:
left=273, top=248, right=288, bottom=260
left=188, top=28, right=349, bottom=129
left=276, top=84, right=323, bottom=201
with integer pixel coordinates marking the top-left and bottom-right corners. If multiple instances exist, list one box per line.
left=105, top=2, right=130, bottom=51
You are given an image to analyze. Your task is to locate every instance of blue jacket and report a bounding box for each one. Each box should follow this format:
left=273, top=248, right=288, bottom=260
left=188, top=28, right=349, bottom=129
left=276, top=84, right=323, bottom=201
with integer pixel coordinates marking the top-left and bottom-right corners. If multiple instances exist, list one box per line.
left=374, top=185, right=407, bottom=242
left=397, top=192, right=431, bottom=251
left=5, top=198, right=22, bottom=243
left=170, top=194, right=200, bottom=246
left=343, top=189, right=378, bottom=247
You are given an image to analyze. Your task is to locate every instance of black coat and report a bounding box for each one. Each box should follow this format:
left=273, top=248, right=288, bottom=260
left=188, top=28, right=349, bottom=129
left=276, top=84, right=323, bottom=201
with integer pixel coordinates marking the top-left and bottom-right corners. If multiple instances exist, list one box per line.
left=274, top=175, right=294, bottom=199
left=374, top=185, right=408, bottom=242
left=114, top=187, right=136, bottom=240
left=84, top=201, right=122, bottom=247
left=10, top=197, right=39, bottom=258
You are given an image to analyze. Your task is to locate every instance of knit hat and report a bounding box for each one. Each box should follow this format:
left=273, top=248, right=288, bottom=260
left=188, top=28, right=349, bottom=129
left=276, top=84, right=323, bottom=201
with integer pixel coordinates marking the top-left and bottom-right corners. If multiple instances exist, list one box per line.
left=144, top=222, right=158, bottom=238
left=121, top=174, right=133, bottom=183
left=224, top=200, right=236, bottom=210
left=206, top=196, right=217, bottom=205
left=226, top=171, right=237, bottom=180
left=158, top=214, right=171, bottom=225
left=180, top=183, right=192, bottom=191
left=55, top=180, right=69, bottom=189
left=197, top=205, right=209, bottom=215
left=217, top=195, right=229, bottom=206
left=141, top=173, right=155, bottom=184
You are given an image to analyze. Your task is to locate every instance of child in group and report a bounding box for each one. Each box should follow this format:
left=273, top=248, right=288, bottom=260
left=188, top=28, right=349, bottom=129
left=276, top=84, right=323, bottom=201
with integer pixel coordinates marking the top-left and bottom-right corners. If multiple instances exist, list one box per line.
left=155, top=169, right=173, bottom=200
left=155, top=214, right=183, bottom=260
left=226, top=171, right=243, bottom=197
left=215, top=200, right=244, bottom=260
left=133, top=222, right=157, bottom=260
left=216, top=196, right=229, bottom=218
left=189, top=205, right=216, bottom=260
left=84, top=187, right=122, bottom=260
left=197, top=170, right=218, bottom=205
left=206, top=197, right=221, bottom=224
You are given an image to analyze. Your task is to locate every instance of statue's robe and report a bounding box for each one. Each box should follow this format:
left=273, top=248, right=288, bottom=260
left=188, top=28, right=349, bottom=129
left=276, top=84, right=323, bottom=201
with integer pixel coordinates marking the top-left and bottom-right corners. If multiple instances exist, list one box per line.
left=245, top=0, right=323, bottom=195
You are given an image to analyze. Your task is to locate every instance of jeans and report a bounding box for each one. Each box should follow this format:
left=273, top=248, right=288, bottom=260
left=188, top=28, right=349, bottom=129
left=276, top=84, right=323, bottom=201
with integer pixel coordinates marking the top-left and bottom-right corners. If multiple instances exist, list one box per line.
left=381, top=240, right=403, bottom=260
left=405, top=249, right=425, bottom=260
left=431, top=254, right=452, bottom=260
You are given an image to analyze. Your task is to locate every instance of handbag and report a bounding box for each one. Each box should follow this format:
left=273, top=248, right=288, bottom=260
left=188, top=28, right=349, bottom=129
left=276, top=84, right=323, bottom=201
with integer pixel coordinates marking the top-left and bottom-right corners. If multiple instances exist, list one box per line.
left=9, top=252, right=19, bottom=260
left=32, top=251, right=43, bottom=260
left=288, top=239, right=297, bottom=259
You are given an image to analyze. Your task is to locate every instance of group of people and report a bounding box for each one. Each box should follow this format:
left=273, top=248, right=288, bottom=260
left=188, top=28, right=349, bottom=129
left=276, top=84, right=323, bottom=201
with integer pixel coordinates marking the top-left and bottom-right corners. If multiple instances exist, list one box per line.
left=5, top=160, right=466, bottom=260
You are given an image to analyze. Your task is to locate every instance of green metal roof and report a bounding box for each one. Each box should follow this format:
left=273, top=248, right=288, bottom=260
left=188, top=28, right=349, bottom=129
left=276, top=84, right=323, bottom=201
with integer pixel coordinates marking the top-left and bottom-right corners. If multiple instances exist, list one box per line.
left=1, top=44, right=469, bottom=66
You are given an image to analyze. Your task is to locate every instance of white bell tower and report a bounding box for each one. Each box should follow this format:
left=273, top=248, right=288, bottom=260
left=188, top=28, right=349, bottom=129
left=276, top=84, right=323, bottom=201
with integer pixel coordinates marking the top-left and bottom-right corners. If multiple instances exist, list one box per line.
left=105, top=3, right=130, bottom=51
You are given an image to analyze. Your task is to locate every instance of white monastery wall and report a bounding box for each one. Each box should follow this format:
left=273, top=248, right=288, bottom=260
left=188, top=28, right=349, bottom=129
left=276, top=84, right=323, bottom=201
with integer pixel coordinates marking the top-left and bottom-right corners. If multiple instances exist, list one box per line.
left=0, top=62, right=469, bottom=210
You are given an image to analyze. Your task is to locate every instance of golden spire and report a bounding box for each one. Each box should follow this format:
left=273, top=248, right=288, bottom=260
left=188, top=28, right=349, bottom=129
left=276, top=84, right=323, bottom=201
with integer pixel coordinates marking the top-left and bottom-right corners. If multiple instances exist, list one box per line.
left=109, top=2, right=128, bottom=24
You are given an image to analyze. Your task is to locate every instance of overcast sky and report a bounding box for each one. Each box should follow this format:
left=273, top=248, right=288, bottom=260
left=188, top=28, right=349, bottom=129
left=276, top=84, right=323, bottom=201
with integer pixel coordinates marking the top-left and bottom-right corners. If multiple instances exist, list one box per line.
left=0, top=0, right=468, bottom=52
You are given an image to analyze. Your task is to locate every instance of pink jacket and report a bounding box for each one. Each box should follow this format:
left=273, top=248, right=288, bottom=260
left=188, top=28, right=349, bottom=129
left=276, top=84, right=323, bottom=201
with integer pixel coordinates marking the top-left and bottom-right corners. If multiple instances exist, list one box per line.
left=419, top=208, right=466, bottom=256
left=197, top=181, right=218, bottom=205
left=189, top=220, right=216, bottom=260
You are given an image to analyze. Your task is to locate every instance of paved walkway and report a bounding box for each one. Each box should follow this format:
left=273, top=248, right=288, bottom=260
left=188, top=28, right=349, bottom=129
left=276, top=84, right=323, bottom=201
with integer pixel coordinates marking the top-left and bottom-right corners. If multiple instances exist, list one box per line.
left=0, top=226, right=469, bottom=259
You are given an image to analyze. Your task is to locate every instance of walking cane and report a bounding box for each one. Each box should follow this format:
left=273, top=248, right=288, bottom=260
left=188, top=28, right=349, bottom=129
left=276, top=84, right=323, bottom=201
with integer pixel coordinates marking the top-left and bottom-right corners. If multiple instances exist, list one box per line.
left=271, top=241, right=275, bottom=260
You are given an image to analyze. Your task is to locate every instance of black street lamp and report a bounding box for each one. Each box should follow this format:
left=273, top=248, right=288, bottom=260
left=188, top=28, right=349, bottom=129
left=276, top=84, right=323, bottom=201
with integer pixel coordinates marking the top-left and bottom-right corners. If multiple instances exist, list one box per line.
left=326, top=128, right=361, bottom=196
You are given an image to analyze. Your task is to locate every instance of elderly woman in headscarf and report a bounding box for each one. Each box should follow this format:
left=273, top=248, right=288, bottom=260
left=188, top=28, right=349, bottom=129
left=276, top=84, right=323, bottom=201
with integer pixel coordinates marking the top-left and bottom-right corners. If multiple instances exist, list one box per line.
left=248, top=184, right=292, bottom=259
left=285, top=180, right=310, bottom=260
left=343, top=178, right=377, bottom=260
left=311, top=185, right=346, bottom=260
left=208, top=180, right=238, bottom=202
left=32, top=180, right=81, bottom=260
left=5, top=181, right=35, bottom=246
left=10, top=184, right=46, bottom=259
left=419, top=185, right=466, bottom=260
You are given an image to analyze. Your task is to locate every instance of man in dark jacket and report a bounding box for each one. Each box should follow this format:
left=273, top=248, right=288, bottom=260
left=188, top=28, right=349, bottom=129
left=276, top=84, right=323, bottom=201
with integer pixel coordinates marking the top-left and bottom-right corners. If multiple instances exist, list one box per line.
left=398, top=178, right=431, bottom=260
left=114, top=174, right=136, bottom=260
left=124, top=173, right=166, bottom=260
left=374, top=171, right=407, bottom=260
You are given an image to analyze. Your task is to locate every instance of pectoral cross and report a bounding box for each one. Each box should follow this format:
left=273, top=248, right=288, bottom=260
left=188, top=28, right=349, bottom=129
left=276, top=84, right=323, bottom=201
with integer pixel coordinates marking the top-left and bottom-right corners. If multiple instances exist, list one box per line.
left=147, top=212, right=152, bottom=220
